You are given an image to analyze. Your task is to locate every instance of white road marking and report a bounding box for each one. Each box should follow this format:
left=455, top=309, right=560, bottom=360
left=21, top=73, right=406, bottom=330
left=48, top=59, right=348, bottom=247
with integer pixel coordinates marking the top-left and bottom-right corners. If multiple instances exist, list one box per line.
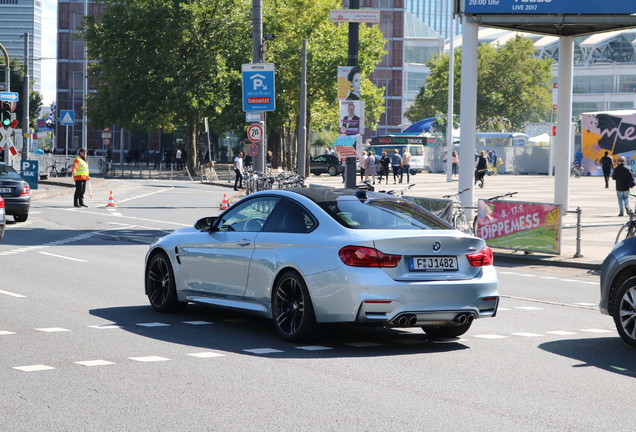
left=580, top=329, right=614, bottom=333
left=243, top=348, right=284, bottom=354
left=135, top=322, right=170, bottom=327
left=473, top=334, right=508, bottom=339
left=35, top=327, right=71, bottom=332
left=38, top=251, right=87, bottom=262
left=13, top=365, right=55, bottom=372
left=88, top=324, right=123, bottom=329
left=0, top=289, right=26, bottom=298
left=511, top=333, right=544, bottom=337
left=547, top=331, right=578, bottom=335
left=295, top=346, right=333, bottom=351
left=128, top=356, right=170, bottom=362
left=75, top=360, right=116, bottom=367
left=183, top=321, right=214, bottom=325
left=187, top=352, right=226, bottom=358
left=0, top=330, right=16, bottom=335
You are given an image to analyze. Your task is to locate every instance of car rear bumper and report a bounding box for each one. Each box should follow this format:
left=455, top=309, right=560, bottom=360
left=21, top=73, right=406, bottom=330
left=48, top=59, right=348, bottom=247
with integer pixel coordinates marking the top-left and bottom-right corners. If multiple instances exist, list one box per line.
left=3, top=197, right=30, bottom=215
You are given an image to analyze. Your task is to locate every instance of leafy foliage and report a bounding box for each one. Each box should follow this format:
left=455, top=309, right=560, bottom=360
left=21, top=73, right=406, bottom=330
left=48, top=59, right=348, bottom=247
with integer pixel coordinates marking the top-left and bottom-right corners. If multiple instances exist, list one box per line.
left=405, top=36, right=553, bottom=131
left=0, top=58, right=43, bottom=130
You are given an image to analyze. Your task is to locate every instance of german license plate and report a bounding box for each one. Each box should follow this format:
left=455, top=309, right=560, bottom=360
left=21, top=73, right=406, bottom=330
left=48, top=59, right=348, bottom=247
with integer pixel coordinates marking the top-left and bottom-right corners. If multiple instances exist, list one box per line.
left=0, top=188, right=11, bottom=194
left=409, top=256, right=458, bottom=271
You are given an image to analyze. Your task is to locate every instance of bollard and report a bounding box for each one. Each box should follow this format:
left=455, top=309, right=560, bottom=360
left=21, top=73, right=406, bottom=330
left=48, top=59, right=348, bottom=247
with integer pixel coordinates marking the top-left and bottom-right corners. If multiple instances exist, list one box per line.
left=574, top=206, right=583, bottom=258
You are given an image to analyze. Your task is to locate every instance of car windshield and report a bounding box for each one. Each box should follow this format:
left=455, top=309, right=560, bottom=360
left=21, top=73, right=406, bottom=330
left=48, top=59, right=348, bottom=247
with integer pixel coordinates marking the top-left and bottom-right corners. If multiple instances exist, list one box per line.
left=0, top=165, right=21, bottom=180
left=319, top=197, right=450, bottom=230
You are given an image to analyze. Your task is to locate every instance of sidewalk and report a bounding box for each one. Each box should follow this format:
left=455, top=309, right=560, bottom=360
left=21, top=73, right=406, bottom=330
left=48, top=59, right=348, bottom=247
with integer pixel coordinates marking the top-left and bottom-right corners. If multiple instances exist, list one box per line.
left=34, top=171, right=621, bottom=270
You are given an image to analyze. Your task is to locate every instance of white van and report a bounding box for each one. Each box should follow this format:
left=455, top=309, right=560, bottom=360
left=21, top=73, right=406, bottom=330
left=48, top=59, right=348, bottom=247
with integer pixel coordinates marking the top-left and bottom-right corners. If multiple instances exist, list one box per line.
left=365, top=140, right=427, bottom=174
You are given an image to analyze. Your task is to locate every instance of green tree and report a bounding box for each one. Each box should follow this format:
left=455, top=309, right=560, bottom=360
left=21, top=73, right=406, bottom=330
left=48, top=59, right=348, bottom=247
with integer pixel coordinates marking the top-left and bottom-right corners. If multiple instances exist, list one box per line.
left=406, top=36, right=553, bottom=131
left=82, top=0, right=251, bottom=173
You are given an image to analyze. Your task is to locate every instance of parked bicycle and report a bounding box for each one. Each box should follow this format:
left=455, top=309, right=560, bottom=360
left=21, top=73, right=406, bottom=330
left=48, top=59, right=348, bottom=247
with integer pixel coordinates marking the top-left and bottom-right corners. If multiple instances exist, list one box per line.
left=473, top=191, right=518, bottom=236
left=46, top=159, right=72, bottom=177
left=443, top=188, right=473, bottom=235
left=570, top=162, right=584, bottom=177
left=615, top=193, right=636, bottom=244
left=385, top=183, right=415, bottom=197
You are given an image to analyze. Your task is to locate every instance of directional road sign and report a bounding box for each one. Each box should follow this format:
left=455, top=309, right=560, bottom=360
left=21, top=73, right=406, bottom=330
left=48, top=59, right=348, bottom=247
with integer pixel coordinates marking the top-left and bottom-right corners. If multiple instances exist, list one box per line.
left=0, top=92, right=19, bottom=102
left=242, top=63, right=275, bottom=112
left=60, top=110, right=75, bottom=126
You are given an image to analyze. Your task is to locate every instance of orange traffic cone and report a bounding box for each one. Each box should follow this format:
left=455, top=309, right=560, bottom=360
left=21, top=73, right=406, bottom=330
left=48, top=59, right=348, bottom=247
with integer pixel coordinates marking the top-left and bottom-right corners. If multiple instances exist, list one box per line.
left=107, top=191, right=116, bottom=207
left=220, top=193, right=228, bottom=210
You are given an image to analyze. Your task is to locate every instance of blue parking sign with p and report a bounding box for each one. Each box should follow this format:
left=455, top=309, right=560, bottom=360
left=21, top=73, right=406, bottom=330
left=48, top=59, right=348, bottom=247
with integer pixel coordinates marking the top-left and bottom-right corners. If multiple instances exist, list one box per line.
left=242, top=63, right=276, bottom=112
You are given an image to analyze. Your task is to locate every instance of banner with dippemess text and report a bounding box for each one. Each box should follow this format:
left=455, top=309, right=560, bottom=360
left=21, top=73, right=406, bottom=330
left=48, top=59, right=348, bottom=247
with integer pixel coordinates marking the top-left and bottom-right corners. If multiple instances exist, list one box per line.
left=475, top=200, right=562, bottom=254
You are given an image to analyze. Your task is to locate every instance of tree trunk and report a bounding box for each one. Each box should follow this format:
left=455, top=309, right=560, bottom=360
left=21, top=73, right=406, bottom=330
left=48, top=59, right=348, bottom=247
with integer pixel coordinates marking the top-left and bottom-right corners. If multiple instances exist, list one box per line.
left=187, top=121, right=199, bottom=176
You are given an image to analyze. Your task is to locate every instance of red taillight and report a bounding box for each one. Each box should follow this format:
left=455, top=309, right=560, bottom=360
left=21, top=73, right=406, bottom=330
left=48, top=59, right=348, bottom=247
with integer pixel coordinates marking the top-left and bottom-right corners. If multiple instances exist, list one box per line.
left=339, top=246, right=402, bottom=268
left=0, top=197, right=4, bottom=208
left=467, top=246, right=493, bottom=267
left=20, top=184, right=30, bottom=197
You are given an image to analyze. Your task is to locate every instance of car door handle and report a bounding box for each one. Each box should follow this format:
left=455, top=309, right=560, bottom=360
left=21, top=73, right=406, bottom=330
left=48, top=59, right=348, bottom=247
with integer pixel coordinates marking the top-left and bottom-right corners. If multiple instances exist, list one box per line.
left=238, top=239, right=251, bottom=246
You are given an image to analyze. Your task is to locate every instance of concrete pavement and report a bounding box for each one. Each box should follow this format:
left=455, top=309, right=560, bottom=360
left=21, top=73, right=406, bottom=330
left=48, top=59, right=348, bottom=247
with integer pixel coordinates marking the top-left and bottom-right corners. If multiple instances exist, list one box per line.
left=32, top=170, right=623, bottom=270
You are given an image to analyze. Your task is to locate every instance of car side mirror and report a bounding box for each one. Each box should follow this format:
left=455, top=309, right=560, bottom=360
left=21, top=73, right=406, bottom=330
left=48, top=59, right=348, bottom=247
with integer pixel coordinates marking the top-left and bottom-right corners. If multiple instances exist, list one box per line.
left=194, top=216, right=218, bottom=232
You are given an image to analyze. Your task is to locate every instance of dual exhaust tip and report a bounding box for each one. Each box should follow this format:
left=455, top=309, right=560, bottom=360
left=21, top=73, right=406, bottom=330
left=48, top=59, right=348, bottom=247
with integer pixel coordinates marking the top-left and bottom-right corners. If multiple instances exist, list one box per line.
left=392, top=312, right=475, bottom=327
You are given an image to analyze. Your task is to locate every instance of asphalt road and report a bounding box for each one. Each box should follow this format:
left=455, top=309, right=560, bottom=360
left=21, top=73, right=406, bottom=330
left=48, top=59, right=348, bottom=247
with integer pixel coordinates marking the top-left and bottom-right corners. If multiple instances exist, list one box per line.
left=1, top=179, right=634, bottom=431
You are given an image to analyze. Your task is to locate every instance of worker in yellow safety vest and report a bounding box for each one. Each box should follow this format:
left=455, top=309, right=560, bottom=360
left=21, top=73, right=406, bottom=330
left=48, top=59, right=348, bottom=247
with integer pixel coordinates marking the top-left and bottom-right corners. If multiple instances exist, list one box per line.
left=72, top=148, right=90, bottom=207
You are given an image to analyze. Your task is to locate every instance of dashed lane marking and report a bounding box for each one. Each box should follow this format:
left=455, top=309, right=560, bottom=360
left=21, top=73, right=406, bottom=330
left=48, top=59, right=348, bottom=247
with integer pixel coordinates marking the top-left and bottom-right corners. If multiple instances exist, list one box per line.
left=38, top=251, right=88, bottom=262
left=35, top=327, right=71, bottom=333
left=75, top=360, right=116, bottom=367
left=580, top=328, right=614, bottom=333
left=295, top=346, right=333, bottom=351
left=88, top=324, right=123, bottom=329
left=243, top=348, right=284, bottom=354
left=183, top=321, right=214, bottom=325
left=511, top=333, right=544, bottom=337
left=135, top=322, right=170, bottom=327
left=128, top=356, right=170, bottom=362
left=547, top=331, right=578, bottom=335
left=473, top=334, right=509, bottom=339
left=13, top=365, right=55, bottom=372
left=187, top=352, right=226, bottom=358
left=0, top=330, right=16, bottom=335
left=0, top=289, right=26, bottom=298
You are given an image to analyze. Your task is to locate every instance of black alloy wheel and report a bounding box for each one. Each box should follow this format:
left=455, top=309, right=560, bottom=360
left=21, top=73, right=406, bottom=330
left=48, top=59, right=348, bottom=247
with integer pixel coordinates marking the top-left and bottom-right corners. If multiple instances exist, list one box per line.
left=613, top=277, right=636, bottom=348
left=272, top=271, right=316, bottom=341
left=146, top=251, right=187, bottom=313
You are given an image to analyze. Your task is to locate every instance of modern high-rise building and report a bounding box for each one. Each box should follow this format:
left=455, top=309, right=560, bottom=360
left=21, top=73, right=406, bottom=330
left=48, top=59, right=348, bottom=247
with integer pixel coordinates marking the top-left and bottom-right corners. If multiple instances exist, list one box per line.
left=405, top=0, right=460, bottom=40
left=0, top=0, right=42, bottom=93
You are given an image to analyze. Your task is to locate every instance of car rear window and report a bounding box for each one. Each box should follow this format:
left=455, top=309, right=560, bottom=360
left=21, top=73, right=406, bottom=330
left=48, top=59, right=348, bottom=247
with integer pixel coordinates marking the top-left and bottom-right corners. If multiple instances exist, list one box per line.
left=318, top=198, right=450, bottom=230
left=0, top=165, right=21, bottom=180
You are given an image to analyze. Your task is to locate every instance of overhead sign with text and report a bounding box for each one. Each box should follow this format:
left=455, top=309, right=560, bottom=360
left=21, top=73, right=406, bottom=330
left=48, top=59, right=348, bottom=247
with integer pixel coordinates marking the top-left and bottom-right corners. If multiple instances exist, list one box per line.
left=463, top=0, right=636, bottom=14
left=242, top=63, right=276, bottom=112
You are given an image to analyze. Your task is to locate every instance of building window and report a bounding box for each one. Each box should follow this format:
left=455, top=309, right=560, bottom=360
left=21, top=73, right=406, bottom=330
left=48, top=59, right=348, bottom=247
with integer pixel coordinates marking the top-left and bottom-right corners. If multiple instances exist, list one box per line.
left=573, top=75, right=614, bottom=94
left=618, top=75, right=636, bottom=93
left=404, top=46, right=439, bottom=64
left=406, top=72, right=428, bottom=92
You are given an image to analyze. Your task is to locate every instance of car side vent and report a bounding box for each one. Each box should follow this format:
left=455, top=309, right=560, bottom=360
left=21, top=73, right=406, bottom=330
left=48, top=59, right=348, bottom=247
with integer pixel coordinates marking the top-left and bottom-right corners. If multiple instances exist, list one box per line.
left=175, top=246, right=182, bottom=265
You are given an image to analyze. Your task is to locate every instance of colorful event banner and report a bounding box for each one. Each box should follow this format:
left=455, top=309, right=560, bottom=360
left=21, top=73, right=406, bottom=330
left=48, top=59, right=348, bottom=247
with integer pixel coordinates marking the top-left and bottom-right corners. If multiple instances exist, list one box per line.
left=475, top=200, right=562, bottom=254
left=581, top=110, right=636, bottom=176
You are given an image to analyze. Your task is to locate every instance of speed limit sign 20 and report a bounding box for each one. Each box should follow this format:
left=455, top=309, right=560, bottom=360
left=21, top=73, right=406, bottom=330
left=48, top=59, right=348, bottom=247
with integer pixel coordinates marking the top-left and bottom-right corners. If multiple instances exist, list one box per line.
left=247, top=124, right=263, bottom=143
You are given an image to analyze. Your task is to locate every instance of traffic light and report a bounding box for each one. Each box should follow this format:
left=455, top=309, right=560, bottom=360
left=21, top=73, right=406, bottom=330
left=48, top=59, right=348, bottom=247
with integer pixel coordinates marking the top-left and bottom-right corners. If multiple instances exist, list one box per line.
left=1, top=102, right=10, bottom=127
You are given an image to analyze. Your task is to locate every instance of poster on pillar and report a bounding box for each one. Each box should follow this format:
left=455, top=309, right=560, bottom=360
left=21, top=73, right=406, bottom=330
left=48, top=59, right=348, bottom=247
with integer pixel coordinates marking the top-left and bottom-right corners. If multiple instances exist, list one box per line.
left=339, top=101, right=364, bottom=136
left=337, top=66, right=362, bottom=101
left=581, top=110, right=636, bottom=176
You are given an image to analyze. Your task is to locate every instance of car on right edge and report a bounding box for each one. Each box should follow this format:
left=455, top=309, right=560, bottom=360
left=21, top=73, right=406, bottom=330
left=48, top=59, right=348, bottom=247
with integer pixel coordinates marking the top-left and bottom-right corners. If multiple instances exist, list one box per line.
left=600, top=236, right=636, bottom=348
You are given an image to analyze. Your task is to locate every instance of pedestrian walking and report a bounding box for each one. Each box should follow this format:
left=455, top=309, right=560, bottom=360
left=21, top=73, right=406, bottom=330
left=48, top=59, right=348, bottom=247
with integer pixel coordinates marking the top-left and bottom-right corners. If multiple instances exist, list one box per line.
left=612, top=156, right=634, bottom=216
left=360, top=152, right=367, bottom=182
left=379, top=152, right=390, bottom=184
left=475, top=150, right=488, bottom=188
left=400, top=147, right=412, bottom=183
left=72, top=148, right=90, bottom=208
left=391, top=149, right=402, bottom=184
left=364, top=151, right=377, bottom=184
left=175, top=148, right=183, bottom=170
left=600, top=151, right=614, bottom=188
left=451, top=151, right=459, bottom=176
left=233, top=151, right=244, bottom=191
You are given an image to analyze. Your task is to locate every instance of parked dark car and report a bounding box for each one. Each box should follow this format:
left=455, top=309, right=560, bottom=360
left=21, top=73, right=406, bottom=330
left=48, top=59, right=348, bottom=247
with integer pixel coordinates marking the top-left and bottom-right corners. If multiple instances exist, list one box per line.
left=600, top=236, right=636, bottom=347
left=0, top=196, right=5, bottom=242
left=0, top=163, right=31, bottom=222
left=310, top=154, right=341, bottom=176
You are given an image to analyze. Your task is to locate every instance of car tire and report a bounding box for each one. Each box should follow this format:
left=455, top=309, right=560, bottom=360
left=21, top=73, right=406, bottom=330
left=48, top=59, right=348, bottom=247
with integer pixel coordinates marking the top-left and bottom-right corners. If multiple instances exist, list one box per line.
left=312, top=172, right=321, bottom=176
left=612, top=277, right=636, bottom=348
left=14, top=213, right=28, bottom=223
left=328, top=165, right=338, bottom=176
left=272, top=270, right=316, bottom=341
left=422, top=322, right=472, bottom=338
left=145, top=251, right=187, bottom=313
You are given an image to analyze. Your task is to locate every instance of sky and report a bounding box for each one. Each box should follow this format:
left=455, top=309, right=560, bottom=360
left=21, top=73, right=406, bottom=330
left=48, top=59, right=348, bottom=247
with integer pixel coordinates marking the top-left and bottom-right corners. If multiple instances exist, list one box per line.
left=40, top=1, right=58, bottom=106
